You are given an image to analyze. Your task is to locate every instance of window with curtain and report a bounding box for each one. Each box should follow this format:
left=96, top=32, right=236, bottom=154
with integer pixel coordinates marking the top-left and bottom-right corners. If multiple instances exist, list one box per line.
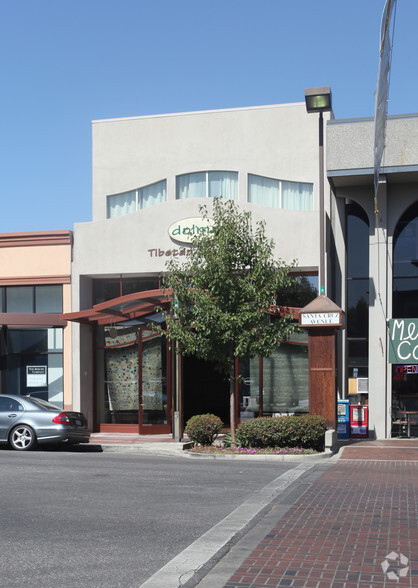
left=107, top=180, right=166, bottom=219
left=248, top=174, right=280, bottom=208
left=208, top=171, right=238, bottom=199
left=248, top=174, right=313, bottom=211
left=282, top=181, right=313, bottom=211
left=176, top=173, right=206, bottom=199
left=107, top=190, right=136, bottom=219
left=140, top=180, right=166, bottom=209
left=176, top=172, right=238, bottom=200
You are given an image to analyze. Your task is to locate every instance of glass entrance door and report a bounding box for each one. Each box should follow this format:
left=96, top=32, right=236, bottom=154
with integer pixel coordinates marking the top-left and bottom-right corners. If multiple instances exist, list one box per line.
left=139, top=329, right=170, bottom=434
left=96, top=325, right=171, bottom=433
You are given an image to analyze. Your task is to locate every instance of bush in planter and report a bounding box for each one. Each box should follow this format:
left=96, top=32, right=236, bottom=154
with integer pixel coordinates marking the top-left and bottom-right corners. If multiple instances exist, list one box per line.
left=185, top=414, right=223, bottom=446
left=236, top=414, right=326, bottom=451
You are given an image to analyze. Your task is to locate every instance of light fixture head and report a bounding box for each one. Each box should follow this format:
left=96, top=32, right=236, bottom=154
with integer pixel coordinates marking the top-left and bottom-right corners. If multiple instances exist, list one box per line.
left=305, top=86, right=332, bottom=113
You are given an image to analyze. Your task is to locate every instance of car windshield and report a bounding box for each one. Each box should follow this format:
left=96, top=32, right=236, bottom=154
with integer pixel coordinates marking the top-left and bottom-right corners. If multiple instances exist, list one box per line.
left=24, top=397, right=60, bottom=411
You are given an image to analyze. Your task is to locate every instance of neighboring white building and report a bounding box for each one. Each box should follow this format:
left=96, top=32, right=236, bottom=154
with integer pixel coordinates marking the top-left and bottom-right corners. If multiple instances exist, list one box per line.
left=328, top=113, right=418, bottom=439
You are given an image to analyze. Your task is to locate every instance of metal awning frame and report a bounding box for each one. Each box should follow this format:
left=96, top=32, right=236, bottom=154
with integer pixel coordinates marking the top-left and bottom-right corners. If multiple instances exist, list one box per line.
left=61, top=288, right=172, bottom=326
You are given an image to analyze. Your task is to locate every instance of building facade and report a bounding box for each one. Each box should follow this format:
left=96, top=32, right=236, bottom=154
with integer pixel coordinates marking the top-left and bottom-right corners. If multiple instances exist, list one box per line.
left=0, top=231, right=72, bottom=409
left=327, top=113, right=418, bottom=439
left=3, top=104, right=416, bottom=440
left=68, top=103, right=328, bottom=433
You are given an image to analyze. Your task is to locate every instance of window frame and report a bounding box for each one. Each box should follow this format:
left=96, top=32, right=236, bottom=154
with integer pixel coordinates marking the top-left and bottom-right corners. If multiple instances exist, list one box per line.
left=248, top=173, right=313, bottom=211
left=107, top=179, right=167, bottom=219
left=175, top=171, right=238, bottom=200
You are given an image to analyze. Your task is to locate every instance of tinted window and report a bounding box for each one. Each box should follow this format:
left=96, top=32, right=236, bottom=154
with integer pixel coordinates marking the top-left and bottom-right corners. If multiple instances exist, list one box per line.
left=0, top=397, right=23, bottom=411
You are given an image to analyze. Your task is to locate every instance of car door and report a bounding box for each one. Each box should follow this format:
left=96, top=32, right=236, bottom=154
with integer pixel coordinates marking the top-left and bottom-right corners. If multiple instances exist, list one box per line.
left=0, top=397, right=23, bottom=441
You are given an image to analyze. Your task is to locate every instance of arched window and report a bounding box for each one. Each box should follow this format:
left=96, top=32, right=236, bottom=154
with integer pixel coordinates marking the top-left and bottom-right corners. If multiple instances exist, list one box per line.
left=392, top=202, right=418, bottom=435
left=393, top=201, right=418, bottom=318
left=346, top=201, right=369, bottom=384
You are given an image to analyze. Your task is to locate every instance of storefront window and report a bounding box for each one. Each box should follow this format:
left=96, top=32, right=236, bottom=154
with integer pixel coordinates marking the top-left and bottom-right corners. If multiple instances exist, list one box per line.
left=6, top=327, right=63, bottom=407
left=392, top=202, right=418, bottom=436
left=346, top=201, right=369, bottom=397
left=95, top=326, right=167, bottom=427
left=96, top=325, right=139, bottom=424
left=262, top=337, right=309, bottom=416
left=238, top=357, right=260, bottom=421
left=141, top=330, right=167, bottom=425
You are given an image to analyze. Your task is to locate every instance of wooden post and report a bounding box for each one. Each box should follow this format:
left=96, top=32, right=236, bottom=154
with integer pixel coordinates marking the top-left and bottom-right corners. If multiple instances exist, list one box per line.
left=299, top=295, right=344, bottom=430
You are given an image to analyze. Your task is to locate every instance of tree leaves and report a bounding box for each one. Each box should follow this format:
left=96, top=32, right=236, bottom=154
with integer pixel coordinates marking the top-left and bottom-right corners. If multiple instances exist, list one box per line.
left=161, top=198, right=299, bottom=376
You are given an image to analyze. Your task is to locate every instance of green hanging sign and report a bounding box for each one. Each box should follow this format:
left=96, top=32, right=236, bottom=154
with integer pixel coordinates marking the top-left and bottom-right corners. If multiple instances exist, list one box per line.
left=388, top=318, right=418, bottom=364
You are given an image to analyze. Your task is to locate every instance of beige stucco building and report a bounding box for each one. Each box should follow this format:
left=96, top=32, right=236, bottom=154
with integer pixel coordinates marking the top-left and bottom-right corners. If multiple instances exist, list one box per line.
left=68, top=103, right=327, bottom=434
left=0, top=231, right=72, bottom=409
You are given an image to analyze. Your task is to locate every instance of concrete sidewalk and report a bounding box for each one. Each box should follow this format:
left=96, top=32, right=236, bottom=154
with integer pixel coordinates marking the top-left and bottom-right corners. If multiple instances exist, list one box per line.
left=196, top=439, right=418, bottom=587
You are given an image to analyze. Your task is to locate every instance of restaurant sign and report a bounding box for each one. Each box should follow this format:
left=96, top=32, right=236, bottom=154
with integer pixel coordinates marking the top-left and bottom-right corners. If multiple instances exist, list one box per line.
left=168, top=217, right=214, bottom=244
left=389, top=318, right=418, bottom=364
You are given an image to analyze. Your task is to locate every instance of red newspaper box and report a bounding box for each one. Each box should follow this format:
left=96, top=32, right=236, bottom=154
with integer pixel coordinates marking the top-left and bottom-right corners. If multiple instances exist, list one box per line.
left=349, top=405, right=369, bottom=438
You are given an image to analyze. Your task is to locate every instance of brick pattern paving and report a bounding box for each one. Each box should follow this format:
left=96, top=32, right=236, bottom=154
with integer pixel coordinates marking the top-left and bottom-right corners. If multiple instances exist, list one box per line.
left=224, top=460, right=418, bottom=587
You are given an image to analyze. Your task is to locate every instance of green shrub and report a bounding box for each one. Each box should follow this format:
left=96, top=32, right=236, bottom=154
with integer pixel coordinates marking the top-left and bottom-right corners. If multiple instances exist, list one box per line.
left=236, top=414, right=326, bottom=451
left=185, top=413, right=223, bottom=445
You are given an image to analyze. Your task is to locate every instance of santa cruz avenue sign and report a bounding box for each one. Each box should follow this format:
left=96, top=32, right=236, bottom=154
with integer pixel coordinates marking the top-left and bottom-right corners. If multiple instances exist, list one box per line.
left=389, top=318, right=418, bottom=363
left=300, top=312, right=342, bottom=327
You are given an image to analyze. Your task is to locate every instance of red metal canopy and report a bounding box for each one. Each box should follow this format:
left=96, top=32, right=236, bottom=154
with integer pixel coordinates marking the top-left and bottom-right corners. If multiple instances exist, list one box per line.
left=61, top=288, right=172, bottom=326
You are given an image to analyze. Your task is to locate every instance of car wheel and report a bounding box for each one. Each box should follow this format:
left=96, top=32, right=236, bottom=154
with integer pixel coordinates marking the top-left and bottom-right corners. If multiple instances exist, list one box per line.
left=9, top=425, right=37, bottom=451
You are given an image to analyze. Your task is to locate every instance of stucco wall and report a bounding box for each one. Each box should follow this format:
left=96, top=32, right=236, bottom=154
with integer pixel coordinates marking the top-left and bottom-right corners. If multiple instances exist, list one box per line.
left=327, top=114, right=418, bottom=173
left=92, top=103, right=324, bottom=222
left=0, top=231, right=73, bottom=410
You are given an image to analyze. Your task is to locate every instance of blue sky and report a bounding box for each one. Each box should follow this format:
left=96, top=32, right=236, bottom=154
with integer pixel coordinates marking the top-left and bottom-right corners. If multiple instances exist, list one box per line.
left=0, top=0, right=415, bottom=233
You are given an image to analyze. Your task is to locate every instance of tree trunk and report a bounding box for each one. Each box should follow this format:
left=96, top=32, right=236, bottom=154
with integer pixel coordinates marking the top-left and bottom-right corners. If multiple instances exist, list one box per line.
left=229, top=362, right=236, bottom=443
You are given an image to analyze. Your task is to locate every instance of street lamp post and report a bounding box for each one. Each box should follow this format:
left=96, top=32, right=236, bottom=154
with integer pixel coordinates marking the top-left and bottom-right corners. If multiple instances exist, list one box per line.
left=305, top=86, right=332, bottom=296
left=301, top=87, right=342, bottom=435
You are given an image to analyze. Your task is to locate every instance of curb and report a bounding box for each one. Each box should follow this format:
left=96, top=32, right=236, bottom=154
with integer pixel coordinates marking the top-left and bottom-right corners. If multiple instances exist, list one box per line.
left=87, top=443, right=335, bottom=461
left=182, top=449, right=334, bottom=461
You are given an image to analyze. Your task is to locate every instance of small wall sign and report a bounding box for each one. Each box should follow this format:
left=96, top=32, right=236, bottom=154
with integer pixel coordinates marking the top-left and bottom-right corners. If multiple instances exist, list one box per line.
left=27, top=366, right=47, bottom=387
left=168, top=217, right=214, bottom=244
left=300, top=312, right=342, bottom=327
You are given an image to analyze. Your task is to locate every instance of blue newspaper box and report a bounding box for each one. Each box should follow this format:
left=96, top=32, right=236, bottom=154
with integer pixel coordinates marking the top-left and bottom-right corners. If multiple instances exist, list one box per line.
left=337, top=399, right=350, bottom=439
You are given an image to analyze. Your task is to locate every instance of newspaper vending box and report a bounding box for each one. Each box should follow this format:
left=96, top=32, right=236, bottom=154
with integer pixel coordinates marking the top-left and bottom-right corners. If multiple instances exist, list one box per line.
left=349, top=405, right=369, bottom=438
left=337, top=399, right=350, bottom=439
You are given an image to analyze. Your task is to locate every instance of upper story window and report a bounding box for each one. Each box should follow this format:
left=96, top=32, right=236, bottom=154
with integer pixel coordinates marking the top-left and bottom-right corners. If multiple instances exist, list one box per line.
left=107, top=180, right=166, bottom=219
left=176, top=171, right=238, bottom=200
left=2, top=285, right=63, bottom=314
left=248, top=174, right=313, bottom=211
left=93, top=277, right=160, bottom=304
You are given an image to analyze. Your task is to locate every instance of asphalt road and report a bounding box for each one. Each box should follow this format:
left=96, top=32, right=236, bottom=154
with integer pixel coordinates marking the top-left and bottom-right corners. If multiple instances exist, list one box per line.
left=0, top=448, right=297, bottom=587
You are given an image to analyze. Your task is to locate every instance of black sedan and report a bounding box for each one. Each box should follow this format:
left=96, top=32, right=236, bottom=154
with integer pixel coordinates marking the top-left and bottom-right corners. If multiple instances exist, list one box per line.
left=0, top=394, right=90, bottom=451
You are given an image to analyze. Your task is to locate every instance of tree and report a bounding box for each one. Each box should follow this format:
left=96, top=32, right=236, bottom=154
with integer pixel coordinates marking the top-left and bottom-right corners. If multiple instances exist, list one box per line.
left=161, top=198, right=299, bottom=441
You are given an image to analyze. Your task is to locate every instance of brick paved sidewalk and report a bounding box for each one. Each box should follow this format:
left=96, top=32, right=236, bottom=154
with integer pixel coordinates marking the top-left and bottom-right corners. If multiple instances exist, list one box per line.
left=222, top=458, right=418, bottom=587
